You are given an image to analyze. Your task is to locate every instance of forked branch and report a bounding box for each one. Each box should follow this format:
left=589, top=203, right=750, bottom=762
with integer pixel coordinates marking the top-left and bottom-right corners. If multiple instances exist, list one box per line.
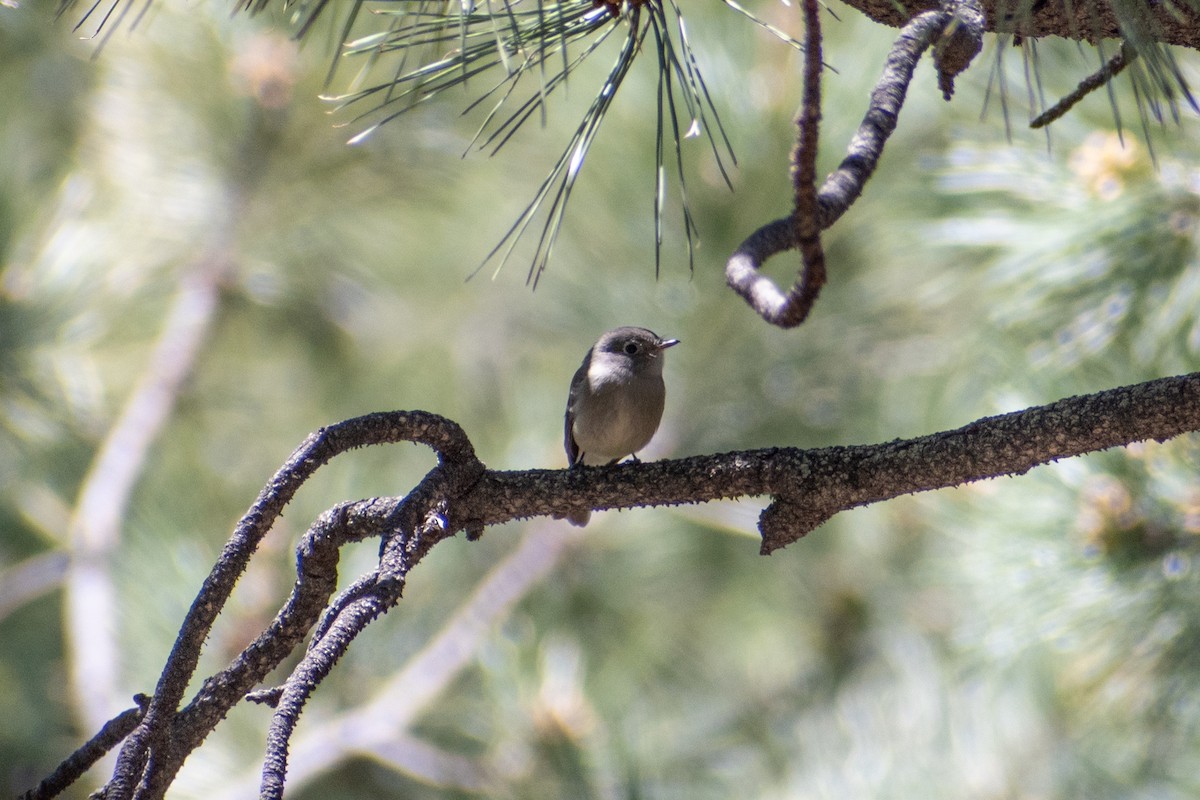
left=100, top=412, right=483, bottom=800
left=28, top=371, right=1200, bottom=800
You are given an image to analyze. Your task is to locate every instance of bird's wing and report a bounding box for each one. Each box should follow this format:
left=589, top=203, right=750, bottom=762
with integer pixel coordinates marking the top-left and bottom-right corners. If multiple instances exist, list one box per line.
left=564, top=353, right=591, bottom=466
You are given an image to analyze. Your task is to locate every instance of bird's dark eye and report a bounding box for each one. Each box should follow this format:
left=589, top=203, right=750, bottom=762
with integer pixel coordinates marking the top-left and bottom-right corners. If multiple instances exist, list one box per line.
left=623, top=341, right=641, bottom=355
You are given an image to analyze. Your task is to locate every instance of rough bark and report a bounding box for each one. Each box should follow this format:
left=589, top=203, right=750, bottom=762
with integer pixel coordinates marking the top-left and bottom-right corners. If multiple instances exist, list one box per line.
left=26, top=372, right=1200, bottom=800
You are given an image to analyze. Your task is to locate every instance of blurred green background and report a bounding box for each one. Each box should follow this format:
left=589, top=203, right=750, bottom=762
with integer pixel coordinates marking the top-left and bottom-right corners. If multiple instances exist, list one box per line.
left=3, top=1, right=1200, bottom=798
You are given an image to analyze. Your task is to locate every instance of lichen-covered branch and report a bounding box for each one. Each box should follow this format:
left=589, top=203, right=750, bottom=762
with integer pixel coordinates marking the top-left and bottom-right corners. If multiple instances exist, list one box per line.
left=763, top=0, right=829, bottom=329
left=101, top=412, right=483, bottom=800
left=727, top=4, right=982, bottom=326
left=465, top=371, right=1200, bottom=553
left=844, top=0, right=1200, bottom=50
left=260, top=462, right=466, bottom=800
left=19, top=696, right=148, bottom=800
left=30, top=371, right=1200, bottom=800
left=260, top=523, right=576, bottom=798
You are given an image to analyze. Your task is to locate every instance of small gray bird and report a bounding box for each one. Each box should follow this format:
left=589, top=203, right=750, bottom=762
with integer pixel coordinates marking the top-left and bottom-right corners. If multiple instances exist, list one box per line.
left=564, top=326, right=679, bottom=526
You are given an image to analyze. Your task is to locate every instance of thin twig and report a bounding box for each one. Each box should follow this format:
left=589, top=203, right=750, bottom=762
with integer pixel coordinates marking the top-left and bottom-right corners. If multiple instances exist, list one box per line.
left=1030, top=42, right=1136, bottom=128
left=18, top=696, right=148, bottom=800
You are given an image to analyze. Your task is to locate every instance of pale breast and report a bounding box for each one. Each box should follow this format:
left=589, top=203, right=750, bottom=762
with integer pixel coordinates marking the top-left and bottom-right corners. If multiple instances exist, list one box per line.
left=573, top=375, right=666, bottom=463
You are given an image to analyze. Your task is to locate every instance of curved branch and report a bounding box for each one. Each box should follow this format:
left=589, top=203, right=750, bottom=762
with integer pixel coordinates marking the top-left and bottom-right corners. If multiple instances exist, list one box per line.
left=35, top=371, right=1200, bottom=800
left=768, top=0, right=828, bottom=330
left=224, top=523, right=577, bottom=798
left=105, top=412, right=482, bottom=800
left=260, top=463, right=463, bottom=799
left=727, top=6, right=981, bottom=325
left=261, top=589, right=394, bottom=800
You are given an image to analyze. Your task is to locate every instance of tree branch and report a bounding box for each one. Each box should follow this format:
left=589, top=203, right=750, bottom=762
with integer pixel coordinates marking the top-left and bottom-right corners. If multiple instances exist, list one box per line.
left=103, top=412, right=483, bottom=800
left=81, top=0, right=1200, bottom=53
left=19, top=696, right=148, bottom=800
left=258, top=473, right=455, bottom=800
left=0, top=551, right=70, bottom=625
left=466, top=372, right=1200, bottom=552
left=727, top=2, right=983, bottom=326
left=1030, top=41, right=1137, bottom=128
left=35, top=371, right=1200, bottom=799
left=842, top=0, right=1200, bottom=50
left=227, top=524, right=577, bottom=798
left=768, top=0, right=828, bottom=329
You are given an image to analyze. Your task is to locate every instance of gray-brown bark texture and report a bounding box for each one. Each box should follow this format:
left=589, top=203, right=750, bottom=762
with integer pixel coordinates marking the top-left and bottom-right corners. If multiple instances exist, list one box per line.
left=843, top=0, right=1200, bottom=48
left=27, top=372, right=1200, bottom=800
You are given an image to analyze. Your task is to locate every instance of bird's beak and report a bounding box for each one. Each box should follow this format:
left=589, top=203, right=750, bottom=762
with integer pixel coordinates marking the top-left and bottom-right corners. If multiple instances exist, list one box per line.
left=656, top=338, right=680, bottom=352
